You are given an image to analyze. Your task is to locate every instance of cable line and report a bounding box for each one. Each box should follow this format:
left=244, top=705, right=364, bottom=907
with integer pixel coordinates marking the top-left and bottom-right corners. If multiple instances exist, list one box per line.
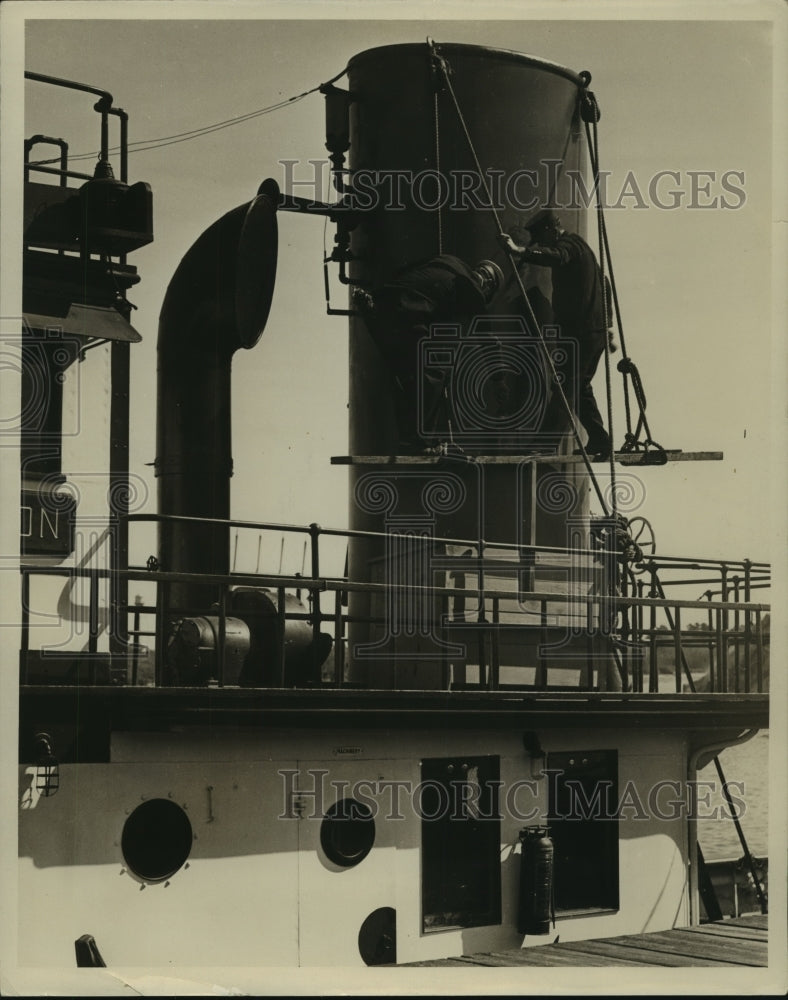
left=577, top=81, right=617, bottom=518
left=578, top=85, right=666, bottom=464
left=28, top=66, right=348, bottom=166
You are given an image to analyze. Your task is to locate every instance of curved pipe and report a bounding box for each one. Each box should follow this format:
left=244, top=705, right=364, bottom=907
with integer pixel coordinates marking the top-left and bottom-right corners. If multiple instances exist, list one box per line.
left=25, top=70, right=114, bottom=110
left=155, top=187, right=278, bottom=611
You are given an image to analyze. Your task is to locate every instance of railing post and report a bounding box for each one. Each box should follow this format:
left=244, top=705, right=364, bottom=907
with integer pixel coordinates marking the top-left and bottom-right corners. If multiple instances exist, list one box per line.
left=719, top=565, right=729, bottom=692
left=743, top=561, right=752, bottom=693
left=755, top=609, right=764, bottom=692
left=113, top=107, right=129, bottom=183
left=216, top=586, right=227, bottom=688
left=88, top=569, right=99, bottom=656
left=489, top=596, right=500, bottom=691
left=635, top=578, right=645, bottom=692
left=619, top=567, right=632, bottom=693
left=477, top=537, right=486, bottom=614
left=583, top=598, right=594, bottom=691
left=155, top=580, right=168, bottom=688
left=309, top=523, right=322, bottom=685
left=673, top=604, right=682, bottom=693
left=99, top=108, right=109, bottom=163
left=440, top=591, right=451, bottom=690
left=537, top=598, right=548, bottom=689
left=277, top=586, right=287, bottom=686
left=131, top=596, right=142, bottom=686
left=477, top=538, right=487, bottom=688
left=732, top=575, right=741, bottom=692
left=705, top=590, right=715, bottom=690
left=648, top=564, right=658, bottom=692
left=333, top=589, right=345, bottom=688
left=714, top=607, right=724, bottom=693
left=20, top=571, right=30, bottom=684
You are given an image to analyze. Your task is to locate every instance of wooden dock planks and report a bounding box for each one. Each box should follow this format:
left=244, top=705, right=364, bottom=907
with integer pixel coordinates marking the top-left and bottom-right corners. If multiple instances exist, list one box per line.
left=399, top=914, right=768, bottom=967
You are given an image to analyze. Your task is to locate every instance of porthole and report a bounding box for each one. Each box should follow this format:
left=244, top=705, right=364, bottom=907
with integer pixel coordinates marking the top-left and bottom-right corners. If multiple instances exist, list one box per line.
left=320, top=797, right=375, bottom=868
left=121, top=798, right=192, bottom=883
left=358, top=906, right=396, bottom=966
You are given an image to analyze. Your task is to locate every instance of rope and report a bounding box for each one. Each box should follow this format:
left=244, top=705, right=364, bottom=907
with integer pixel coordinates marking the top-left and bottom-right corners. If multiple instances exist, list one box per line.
left=433, top=91, right=444, bottom=254
left=581, top=92, right=617, bottom=519
left=429, top=41, right=610, bottom=516
left=592, top=195, right=636, bottom=444
left=580, top=88, right=665, bottom=462
left=428, top=39, right=445, bottom=255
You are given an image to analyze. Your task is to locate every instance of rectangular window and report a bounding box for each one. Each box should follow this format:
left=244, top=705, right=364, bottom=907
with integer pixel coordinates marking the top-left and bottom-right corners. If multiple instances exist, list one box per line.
left=421, top=754, right=501, bottom=931
left=547, top=749, right=619, bottom=913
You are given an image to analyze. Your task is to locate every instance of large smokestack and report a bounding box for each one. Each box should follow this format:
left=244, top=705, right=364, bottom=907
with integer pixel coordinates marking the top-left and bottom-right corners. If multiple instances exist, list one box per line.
left=343, top=43, right=590, bottom=686
left=155, top=185, right=278, bottom=612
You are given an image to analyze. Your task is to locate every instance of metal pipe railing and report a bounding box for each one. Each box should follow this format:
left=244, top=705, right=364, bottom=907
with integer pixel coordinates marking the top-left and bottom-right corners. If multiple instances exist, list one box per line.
left=25, top=72, right=114, bottom=156
left=129, top=512, right=770, bottom=572
left=20, top=514, right=770, bottom=694
left=333, top=589, right=345, bottom=687
left=18, top=562, right=771, bottom=614
left=24, top=136, right=70, bottom=185
left=277, top=586, right=287, bottom=687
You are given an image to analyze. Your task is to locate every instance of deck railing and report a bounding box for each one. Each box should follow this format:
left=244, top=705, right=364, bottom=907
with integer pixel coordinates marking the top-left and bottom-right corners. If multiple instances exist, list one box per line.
left=19, top=515, right=770, bottom=694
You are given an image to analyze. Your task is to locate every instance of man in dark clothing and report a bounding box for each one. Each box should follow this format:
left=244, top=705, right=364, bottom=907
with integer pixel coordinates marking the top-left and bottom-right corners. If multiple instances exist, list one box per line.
left=354, top=255, right=504, bottom=450
left=501, top=210, right=612, bottom=459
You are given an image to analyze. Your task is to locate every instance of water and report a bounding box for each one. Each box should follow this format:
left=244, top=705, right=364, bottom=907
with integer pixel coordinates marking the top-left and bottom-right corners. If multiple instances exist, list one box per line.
left=697, top=730, right=769, bottom=860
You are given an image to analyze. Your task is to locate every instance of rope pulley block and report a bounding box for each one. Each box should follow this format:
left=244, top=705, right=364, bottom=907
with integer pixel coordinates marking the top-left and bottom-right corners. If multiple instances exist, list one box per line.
left=578, top=70, right=601, bottom=124
left=427, top=37, right=452, bottom=92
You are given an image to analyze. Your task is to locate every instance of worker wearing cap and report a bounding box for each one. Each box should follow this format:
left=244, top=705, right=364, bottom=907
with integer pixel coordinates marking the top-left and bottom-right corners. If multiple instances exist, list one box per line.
left=354, top=254, right=504, bottom=451
left=501, top=210, right=612, bottom=459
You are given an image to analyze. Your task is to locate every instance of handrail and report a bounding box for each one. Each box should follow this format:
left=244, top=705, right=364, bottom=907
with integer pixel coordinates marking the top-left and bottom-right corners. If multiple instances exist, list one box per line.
left=20, top=513, right=770, bottom=694
left=25, top=71, right=130, bottom=182
left=17, top=564, right=771, bottom=614
left=20, top=566, right=770, bottom=693
left=126, top=512, right=770, bottom=573
left=25, top=70, right=114, bottom=109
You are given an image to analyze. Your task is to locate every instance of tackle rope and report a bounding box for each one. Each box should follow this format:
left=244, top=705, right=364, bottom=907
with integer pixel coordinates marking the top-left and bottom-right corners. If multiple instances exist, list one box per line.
left=578, top=81, right=617, bottom=519
left=579, top=81, right=666, bottom=464
left=429, top=43, right=445, bottom=256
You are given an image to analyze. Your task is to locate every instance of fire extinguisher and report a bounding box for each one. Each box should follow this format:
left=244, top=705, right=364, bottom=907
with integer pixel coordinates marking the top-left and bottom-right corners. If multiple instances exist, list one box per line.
left=518, top=825, right=554, bottom=936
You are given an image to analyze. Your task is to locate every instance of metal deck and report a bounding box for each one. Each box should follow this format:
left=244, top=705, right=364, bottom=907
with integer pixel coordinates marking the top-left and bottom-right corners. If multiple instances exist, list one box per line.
left=18, top=687, right=769, bottom=756
left=399, top=914, right=768, bottom=967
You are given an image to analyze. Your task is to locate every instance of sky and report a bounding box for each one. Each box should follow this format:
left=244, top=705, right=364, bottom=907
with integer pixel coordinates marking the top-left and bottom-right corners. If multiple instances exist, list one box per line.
left=4, top=5, right=786, bottom=579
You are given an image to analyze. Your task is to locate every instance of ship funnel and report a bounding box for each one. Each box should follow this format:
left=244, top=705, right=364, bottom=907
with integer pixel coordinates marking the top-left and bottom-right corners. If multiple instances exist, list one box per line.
left=155, top=183, right=278, bottom=610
